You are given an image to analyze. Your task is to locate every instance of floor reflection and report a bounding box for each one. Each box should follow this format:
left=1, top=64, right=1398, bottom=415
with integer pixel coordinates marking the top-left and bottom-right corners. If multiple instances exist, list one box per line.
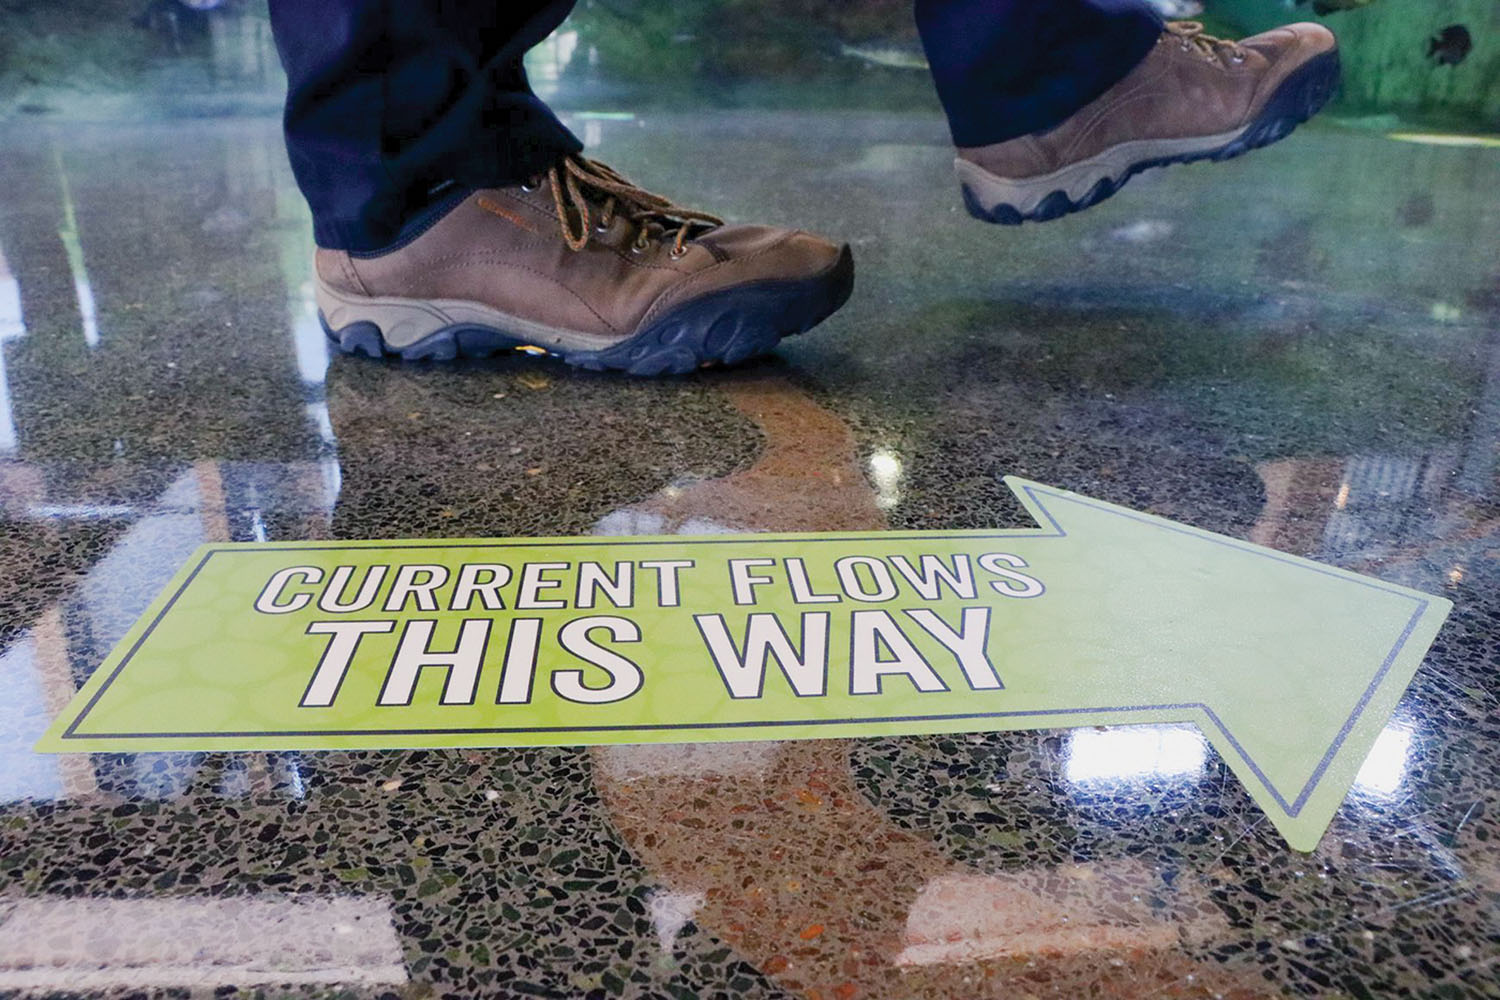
left=0, top=895, right=403, bottom=990
left=0, top=241, right=24, bottom=453
left=1064, top=725, right=1209, bottom=786
left=584, top=372, right=1277, bottom=996
left=0, top=108, right=1494, bottom=996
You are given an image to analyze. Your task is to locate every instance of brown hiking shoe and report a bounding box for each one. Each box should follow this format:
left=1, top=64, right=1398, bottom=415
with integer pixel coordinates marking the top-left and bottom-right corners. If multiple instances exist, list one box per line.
left=957, top=21, right=1339, bottom=224
left=316, top=156, right=854, bottom=375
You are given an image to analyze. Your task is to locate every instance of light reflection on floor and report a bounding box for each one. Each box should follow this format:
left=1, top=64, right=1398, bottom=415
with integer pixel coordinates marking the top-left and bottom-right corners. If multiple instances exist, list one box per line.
left=1064, top=725, right=1210, bottom=785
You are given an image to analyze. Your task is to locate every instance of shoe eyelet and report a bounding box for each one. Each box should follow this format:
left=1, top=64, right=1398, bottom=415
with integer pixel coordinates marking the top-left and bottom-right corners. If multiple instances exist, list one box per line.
left=669, top=246, right=688, bottom=260
left=596, top=220, right=612, bottom=233
left=520, top=177, right=541, bottom=192
left=631, top=241, right=650, bottom=255
left=1230, top=52, right=1246, bottom=63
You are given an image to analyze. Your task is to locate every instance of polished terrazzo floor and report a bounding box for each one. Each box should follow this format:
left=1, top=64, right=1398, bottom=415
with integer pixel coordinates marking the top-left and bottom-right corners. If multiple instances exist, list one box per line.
left=0, top=110, right=1497, bottom=998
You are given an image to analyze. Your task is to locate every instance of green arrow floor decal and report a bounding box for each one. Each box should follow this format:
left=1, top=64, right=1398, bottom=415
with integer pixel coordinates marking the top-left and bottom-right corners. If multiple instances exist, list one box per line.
left=38, top=478, right=1451, bottom=852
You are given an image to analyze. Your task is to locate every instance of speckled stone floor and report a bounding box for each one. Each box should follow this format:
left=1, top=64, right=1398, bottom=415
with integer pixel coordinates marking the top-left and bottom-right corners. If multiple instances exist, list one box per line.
left=0, top=109, right=1497, bottom=999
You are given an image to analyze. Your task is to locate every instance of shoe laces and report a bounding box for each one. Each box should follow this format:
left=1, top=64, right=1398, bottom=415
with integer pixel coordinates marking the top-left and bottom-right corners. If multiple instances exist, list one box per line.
left=528, top=155, right=724, bottom=258
left=1165, top=21, right=1246, bottom=64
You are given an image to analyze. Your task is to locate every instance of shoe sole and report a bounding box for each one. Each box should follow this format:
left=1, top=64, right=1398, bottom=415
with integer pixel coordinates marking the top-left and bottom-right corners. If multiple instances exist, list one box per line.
left=958, top=49, right=1341, bottom=225
left=319, top=245, right=855, bottom=377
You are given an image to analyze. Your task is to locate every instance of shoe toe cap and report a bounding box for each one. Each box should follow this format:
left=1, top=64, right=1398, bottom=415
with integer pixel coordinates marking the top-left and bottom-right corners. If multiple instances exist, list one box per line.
left=1245, top=21, right=1338, bottom=62
left=1287, top=21, right=1338, bottom=55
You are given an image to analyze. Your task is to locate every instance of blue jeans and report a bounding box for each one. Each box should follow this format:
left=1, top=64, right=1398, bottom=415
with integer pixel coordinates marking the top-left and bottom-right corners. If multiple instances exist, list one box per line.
left=269, top=0, right=1161, bottom=253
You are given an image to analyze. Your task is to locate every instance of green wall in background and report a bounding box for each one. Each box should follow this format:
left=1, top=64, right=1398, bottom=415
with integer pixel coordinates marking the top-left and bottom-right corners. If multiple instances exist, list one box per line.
left=1214, top=0, right=1498, bottom=124
left=559, top=0, right=1498, bottom=128
left=0, top=0, right=1495, bottom=129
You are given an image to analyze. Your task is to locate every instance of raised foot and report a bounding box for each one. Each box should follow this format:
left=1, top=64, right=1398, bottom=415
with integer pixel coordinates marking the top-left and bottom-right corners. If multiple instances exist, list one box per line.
left=963, top=49, right=1341, bottom=227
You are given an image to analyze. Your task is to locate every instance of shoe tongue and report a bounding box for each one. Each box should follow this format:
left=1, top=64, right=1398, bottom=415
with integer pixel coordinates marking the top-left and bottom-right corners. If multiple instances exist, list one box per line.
left=606, top=197, right=717, bottom=242
left=562, top=156, right=723, bottom=244
left=634, top=216, right=670, bottom=240
left=569, top=173, right=662, bottom=229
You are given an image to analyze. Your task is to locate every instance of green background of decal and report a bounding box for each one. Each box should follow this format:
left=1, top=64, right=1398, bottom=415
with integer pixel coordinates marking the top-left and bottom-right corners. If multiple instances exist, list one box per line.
left=38, top=478, right=1451, bottom=852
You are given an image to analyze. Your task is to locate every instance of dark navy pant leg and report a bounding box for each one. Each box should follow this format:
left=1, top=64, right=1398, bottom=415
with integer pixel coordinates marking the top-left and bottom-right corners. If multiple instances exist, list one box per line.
left=268, top=0, right=582, bottom=253
left=915, top=0, right=1163, bottom=147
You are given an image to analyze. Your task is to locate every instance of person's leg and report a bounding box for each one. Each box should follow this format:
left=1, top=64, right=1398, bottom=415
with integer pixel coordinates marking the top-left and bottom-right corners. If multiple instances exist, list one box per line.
left=914, top=0, right=1161, bottom=148
left=917, top=0, right=1341, bottom=225
left=268, top=0, right=582, bottom=254
left=272, top=0, right=854, bottom=376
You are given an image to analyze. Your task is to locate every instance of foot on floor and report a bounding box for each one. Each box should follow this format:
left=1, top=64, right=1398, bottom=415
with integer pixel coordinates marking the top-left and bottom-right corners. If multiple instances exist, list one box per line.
left=317, top=156, right=854, bottom=376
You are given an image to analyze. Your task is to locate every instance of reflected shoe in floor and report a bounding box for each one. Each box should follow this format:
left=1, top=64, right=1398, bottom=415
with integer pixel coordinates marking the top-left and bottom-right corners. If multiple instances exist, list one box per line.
left=957, top=20, right=1340, bottom=224
left=317, top=156, right=854, bottom=375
